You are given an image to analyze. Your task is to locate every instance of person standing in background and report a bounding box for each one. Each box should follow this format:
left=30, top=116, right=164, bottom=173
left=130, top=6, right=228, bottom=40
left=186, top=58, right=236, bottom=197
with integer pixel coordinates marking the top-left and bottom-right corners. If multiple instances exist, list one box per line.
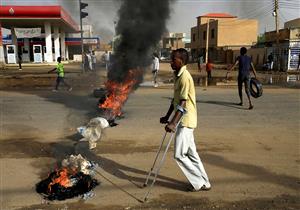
left=92, top=51, right=97, bottom=70
left=104, top=51, right=110, bottom=71
left=197, top=54, right=204, bottom=85
left=87, top=52, right=93, bottom=71
left=206, top=59, right=213, bottom=80
left=152, top=53, right=160, bottom=87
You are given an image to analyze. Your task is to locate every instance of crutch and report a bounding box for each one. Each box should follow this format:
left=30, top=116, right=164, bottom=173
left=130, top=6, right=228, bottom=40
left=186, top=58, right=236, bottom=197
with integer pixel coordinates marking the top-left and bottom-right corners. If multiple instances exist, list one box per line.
left=143, top=131, right=167, bottom=188
left=143, top=110, right=185, bottom=202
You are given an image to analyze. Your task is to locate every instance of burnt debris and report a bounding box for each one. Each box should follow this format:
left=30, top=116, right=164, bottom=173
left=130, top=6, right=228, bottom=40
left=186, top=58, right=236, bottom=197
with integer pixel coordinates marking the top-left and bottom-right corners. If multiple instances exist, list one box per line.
left=36, top=171, right=99, bottom=201
left=36, top=155, right=99, bottom=201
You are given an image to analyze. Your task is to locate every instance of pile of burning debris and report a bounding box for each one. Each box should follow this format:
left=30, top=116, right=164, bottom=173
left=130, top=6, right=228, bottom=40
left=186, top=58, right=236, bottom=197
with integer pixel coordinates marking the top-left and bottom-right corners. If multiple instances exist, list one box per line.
left=95, top=70, right=140, bottom=126
left=36, top=154, right=99, bottom=201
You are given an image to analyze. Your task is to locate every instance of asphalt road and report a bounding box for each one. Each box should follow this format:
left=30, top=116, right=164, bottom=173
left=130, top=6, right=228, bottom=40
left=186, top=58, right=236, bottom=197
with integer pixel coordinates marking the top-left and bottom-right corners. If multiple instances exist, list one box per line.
left=0, top=66, right=299, bottom=210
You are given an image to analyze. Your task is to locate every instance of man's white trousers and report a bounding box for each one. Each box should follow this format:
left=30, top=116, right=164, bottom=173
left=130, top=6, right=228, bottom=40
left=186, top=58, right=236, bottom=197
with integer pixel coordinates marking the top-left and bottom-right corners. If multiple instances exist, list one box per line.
left=174, top=126, right=211, bottom=190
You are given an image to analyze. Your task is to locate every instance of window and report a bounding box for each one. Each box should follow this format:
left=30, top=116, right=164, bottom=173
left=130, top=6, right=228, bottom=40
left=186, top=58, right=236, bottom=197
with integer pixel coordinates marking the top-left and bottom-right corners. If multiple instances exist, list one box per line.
left=203, top=31, right=206, bottom=40
left=211, top=29, right=215, bottom=39
left=7, top=46, right=14, bottom=54
left=193, top=33, right=196, bottom=42
left=34, top=46, right=41, bottom=53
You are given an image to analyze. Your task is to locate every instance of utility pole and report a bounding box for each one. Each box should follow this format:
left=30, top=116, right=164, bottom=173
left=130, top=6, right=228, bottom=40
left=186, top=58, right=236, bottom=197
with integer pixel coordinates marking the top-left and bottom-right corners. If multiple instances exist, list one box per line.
left=204, top=19, right=211, bottom=87
left=79, top=0, right=84, bottom=73
left=274, top=0, right=280, bottom=71
left=205, top=18, right=211, bottom=63
left=79, top=0, right=88, bottom=73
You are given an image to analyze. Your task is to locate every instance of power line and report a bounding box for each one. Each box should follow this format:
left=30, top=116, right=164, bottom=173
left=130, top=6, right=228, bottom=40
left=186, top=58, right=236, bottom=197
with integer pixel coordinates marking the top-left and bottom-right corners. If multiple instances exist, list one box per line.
left=219, top=6, right=274, bottom=26
left=280, top=6, right=300, bottom=9
left=240, top=2, right=274, bottom=19
left=206, top=2, right=274, bottom=27
left=279, top=10, right=288, bottom=22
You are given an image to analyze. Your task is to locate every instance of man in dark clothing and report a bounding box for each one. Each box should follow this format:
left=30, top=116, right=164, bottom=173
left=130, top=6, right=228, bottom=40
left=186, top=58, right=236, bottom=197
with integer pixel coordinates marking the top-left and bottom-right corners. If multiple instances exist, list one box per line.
left=228, top=47, right=257, bottom=110
left=18, top=53, right=22, bottom=70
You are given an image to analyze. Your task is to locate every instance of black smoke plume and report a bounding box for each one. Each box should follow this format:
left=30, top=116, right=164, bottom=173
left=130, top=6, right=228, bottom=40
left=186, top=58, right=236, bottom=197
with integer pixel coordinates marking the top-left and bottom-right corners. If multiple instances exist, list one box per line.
left=108, top=0, right=172, bottom=84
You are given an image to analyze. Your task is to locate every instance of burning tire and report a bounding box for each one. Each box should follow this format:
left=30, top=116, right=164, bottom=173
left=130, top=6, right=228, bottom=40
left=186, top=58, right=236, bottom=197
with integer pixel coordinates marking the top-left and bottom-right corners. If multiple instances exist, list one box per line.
left=250, top=78, right=263, bottom=98
left=93, top=88, right=107, bottom=98
left=36, top=155, right=99, bottom=201
left=36, top=170, right=99, bottom=201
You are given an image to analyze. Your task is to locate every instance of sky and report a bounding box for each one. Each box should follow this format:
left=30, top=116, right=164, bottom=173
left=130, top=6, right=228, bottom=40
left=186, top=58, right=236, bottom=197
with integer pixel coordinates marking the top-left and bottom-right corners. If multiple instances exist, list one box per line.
left=1, top=0, right=299, bottom=42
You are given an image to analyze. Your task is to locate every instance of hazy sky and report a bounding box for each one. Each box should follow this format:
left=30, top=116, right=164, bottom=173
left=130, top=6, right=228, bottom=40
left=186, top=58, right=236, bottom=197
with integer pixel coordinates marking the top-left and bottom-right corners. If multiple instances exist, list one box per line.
left=1, top=0, right=299, bottom=42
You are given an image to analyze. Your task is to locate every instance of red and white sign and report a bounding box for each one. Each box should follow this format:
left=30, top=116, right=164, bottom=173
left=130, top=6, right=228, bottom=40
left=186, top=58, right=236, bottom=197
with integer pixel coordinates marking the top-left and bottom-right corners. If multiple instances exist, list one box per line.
left=83, top=38, right=99, bottom=44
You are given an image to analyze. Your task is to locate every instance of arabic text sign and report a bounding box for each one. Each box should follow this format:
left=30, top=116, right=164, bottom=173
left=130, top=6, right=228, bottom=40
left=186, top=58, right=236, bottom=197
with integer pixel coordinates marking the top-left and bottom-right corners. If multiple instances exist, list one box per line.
left=14, top=28, right=41, bottom=38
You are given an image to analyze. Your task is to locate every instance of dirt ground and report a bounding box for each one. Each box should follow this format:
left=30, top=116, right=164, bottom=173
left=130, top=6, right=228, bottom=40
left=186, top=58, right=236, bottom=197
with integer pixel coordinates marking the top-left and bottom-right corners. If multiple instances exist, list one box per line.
left=0, top=63, right=299, bottom=210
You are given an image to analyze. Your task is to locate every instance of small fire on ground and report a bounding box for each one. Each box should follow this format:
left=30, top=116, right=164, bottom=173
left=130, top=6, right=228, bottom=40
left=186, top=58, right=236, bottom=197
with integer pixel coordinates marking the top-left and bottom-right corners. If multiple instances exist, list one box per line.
left=98, top=69, right=140, bottom=120
left=36, top=154, right=99, bottom=201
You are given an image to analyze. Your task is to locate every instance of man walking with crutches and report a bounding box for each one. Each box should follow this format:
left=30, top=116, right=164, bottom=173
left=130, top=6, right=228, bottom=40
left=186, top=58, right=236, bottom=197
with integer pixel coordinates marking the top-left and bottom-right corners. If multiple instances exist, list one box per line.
left=160, top=48, right=211, bottom=192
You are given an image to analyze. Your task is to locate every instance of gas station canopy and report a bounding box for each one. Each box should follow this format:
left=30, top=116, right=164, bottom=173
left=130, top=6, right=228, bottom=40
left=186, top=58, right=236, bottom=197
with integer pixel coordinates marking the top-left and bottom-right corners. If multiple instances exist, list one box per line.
left=0, top=5, right=79, bottom=33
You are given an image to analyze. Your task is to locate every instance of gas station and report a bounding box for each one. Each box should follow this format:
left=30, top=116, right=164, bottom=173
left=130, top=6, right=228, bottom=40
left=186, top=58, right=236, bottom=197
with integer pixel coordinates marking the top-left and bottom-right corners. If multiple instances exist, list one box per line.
left=0, top=5, right=100, bottom=64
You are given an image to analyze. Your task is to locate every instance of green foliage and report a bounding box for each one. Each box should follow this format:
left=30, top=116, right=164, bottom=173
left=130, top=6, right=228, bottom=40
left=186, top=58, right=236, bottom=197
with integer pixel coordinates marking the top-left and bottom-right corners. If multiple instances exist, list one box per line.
left=257, top=34, right=265, bottom=44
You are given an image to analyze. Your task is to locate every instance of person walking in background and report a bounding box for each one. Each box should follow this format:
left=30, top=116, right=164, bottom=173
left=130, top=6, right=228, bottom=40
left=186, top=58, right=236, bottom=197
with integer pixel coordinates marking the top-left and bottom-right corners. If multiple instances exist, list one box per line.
left=48, top=57, right=72, bottom=92
left=160, top=48, right=211, bottom=192
left=228, top=47, right=257, bottom=110
left=152, top=53, right=159, bottom=87
left=206, top=59, right=213, bottom=80
left=104, top=51, right=110, bottom=71
left=91, top=51, right=97, bottom=70
left=18, top=52, right=22, bottom=71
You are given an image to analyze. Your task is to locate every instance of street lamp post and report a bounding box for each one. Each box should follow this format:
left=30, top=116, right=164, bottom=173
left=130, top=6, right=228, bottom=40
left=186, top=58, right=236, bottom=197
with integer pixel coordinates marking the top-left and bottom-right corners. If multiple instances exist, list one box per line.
left=205, top=18, right=212, bottom=64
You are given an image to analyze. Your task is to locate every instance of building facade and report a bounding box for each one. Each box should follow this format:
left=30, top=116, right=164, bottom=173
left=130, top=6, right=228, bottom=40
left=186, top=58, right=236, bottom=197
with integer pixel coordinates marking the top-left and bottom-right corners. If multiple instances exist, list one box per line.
left=190, top=13, right=258, bottom=62
left=159, top=32, right=186, bottom=59
left=0, top=5, right=100, bottom=64
left=265, top=18, right=300, bottom=71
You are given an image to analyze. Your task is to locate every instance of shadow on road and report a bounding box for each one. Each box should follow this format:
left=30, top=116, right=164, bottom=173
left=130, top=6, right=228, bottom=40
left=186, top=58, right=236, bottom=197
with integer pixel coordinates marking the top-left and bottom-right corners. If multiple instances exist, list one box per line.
left=1, top=136, right=299, bottom=192
left=196, top=100, right=246, bottom=110
left=202, top=153, right=300, bottom=191
left=162, top=96, right=246, bottom=110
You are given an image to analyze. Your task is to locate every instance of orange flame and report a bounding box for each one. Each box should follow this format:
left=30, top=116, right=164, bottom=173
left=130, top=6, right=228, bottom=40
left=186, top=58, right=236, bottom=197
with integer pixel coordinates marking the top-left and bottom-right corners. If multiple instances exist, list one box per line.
left=99, top=70, right=139, bottom=117
left=48, top=168, right=73, bottom=192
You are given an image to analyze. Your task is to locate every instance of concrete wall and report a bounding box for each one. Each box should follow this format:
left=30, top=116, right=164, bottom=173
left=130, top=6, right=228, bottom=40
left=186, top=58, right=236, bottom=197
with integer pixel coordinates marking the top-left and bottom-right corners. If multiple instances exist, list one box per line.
left=231, top=47, right=267, bottom=66
left=265, top=28, right=290, bottom=42
left=284, top=18, right=300, bottom=29
left=197, top=16, right=237, bottom=26
left=191, top=26, right=200, bottom=50
left=162, top=37, right=185, bottom=50
left=290, top=28, right=300, bottom=40
left=191, top=18, right=258, bottom=55
left=217, top=19, right=258, bottom=47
